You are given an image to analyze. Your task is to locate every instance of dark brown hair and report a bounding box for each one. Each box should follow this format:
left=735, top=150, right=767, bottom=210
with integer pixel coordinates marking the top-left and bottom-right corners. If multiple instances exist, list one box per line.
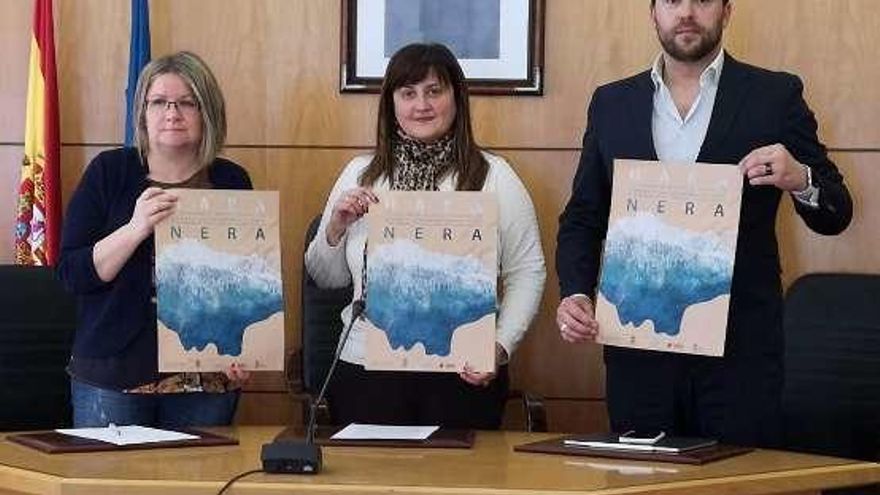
left=359, top=43, right=488, bottom=191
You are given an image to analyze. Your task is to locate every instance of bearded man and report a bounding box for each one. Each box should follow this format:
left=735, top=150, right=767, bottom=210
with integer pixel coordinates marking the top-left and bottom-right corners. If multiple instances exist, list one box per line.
left=555, top=0, right=852, bottom=447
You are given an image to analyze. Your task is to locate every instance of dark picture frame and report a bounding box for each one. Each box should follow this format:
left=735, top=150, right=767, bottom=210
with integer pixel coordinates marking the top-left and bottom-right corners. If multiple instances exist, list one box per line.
left=340, top=0, right=545, bottom=95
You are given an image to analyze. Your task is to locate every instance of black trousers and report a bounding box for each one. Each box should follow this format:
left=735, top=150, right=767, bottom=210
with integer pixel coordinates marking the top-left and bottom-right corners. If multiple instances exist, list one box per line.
left=605, top=347, right=783, bottom=448
left=326, top=360, right=509, bottom=429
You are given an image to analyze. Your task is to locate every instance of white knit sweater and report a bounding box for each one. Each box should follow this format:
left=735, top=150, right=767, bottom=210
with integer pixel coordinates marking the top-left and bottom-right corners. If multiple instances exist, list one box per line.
left=305, top=152, right=546, bottom=366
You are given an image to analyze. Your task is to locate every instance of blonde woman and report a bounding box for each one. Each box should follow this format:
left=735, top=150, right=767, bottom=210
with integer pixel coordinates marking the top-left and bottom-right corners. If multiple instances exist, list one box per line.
left=58, top=52, right=250, bottom=427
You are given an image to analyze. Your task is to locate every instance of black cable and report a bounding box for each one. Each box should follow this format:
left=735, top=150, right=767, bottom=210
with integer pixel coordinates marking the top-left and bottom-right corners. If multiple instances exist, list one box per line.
left=216, top=468, right=264, bottom=495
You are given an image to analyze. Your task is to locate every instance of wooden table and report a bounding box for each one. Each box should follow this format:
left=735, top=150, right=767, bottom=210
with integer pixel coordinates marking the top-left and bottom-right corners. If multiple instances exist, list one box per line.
left=1, top=426, right=878, bottom=494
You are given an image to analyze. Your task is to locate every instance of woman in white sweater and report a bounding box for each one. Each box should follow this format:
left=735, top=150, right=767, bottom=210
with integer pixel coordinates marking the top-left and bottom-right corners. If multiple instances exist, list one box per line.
left=305, top=43, right=545, bottom=429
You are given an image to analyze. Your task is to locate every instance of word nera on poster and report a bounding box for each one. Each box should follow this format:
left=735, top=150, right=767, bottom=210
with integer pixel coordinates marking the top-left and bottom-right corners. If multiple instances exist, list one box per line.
left=625, top=197, right=726, bottom=217
left=382, top=225, right=484, bottom=242
left=169, top=225, right=267, bottom=241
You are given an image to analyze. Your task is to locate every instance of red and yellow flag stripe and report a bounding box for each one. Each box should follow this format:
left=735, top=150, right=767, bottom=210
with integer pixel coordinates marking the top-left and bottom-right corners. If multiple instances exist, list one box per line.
left=15, top=0, right=61, bottom=266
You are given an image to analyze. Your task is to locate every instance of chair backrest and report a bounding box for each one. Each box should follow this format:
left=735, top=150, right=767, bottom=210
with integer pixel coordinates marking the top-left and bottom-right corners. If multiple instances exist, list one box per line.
left=300, top=216, right=353, bottom=395
left=0, top=265, right=76, bottom=431
left=782, top=273, right=880, bottom=461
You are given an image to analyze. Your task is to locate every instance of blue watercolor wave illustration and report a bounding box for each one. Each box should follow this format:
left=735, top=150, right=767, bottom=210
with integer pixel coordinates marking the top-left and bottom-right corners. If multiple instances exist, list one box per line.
left=157, top=239, right=283, bottom=356
left=599, top=214, right=735, bottom=336
left=366, top=240, right=495, bottom=356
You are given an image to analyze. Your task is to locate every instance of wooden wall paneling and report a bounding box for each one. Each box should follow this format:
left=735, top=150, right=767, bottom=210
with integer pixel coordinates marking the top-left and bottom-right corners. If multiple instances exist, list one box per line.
left=59, top=146, right=109, bottom=214
left=217, top=148, right=270, bottom=200
left=545, top=399, right=610, bottom=434
left=473, top=0, right=658, bottom=149
left=261, top=148, right=367, bottom=285
left=150, top=0, right=272, bottom=147
left=235, top=390, right=301, bottom=426
left=726, top=0, right=880, bottom=148
left=2, top=0, right=878, bottom=150
left=124, top=0, right=880, bottom=150
left=503, top=396, right=610, bottom=434
left=467, top=0, right=880, bottom=150
left=259, top=0, right=376, bottom=147
left=0, top=0, right=31, bottom=141
left=56, top=0, right=129, bottom=143
left=498, top=150, right=605, bottom=401
left=500, top=396, right=608, bottom=433
left=5, top=0, right=880, bottom=150
left=778, top=152, right=880, bottom=286
left=149, top=0, right=378, bottom=148
left=262, top=147, right=366, bottom=327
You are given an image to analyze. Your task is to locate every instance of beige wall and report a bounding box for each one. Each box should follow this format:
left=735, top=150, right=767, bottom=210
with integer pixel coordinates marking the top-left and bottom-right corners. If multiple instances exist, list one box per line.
left=0, top=0, right=877, bottom=431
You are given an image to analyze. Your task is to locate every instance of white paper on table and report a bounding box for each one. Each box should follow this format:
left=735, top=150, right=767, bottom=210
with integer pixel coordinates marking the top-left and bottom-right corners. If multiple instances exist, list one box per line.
left=330, top=423, right=439, bottom=441
left=55, top=425, right=199, bottom=446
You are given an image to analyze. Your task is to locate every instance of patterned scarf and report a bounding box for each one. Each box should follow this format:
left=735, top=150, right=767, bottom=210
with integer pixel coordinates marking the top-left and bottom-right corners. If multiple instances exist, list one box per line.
left=390, top=131, right=455, bottom=191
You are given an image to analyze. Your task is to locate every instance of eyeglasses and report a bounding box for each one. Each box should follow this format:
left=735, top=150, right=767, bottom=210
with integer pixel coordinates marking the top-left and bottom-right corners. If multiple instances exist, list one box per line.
left=145, top=97, right=199, bottom=114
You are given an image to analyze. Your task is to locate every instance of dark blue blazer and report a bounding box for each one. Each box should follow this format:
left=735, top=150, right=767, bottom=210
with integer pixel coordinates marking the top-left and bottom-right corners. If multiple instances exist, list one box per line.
left=557, top=55, right=852, bottom=356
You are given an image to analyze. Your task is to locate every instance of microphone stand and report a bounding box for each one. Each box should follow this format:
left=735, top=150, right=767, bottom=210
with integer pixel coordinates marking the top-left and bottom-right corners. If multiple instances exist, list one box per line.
left=306, top=299, right=365, bottom=444
left=260, top=299, right=365, bottom=474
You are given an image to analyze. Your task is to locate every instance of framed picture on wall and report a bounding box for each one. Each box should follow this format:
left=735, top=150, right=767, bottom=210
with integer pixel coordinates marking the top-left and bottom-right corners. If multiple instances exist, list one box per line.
left=340, top=0, right=545, bottom=95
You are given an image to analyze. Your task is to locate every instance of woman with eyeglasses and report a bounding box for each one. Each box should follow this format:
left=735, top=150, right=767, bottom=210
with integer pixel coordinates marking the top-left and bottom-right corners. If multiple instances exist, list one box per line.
left=306, top=43, right=546, bottom=429
left=58, top=51, right=251, bottom=428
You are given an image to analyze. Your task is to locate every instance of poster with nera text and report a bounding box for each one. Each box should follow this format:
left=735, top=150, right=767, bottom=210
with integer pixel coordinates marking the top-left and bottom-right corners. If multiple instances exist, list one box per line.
left=364, top=191, right=497, bottom=372
left=154, top=189, right=284, bottom=372
left=595, top=159, right=742, bottom=357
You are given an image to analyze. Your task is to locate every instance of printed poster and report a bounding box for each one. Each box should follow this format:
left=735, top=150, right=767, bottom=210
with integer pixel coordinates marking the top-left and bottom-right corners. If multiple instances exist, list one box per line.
left=595, top=159, right=742, bottom=356
left=155, top=189, right=284, bottom=372
left=364, top=191, right=497, bottom=372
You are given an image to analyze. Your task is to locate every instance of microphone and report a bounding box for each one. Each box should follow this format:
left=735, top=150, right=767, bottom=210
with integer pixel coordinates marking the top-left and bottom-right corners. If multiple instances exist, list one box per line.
left=261, top=299, right=366, bottom=475
left=306, top=299, right=365, bottom=444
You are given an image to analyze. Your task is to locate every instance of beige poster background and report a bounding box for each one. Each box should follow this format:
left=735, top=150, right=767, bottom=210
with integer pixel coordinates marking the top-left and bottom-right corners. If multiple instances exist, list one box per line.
left=595, top=160, right=742, bottom=357
left=364, top=191, right=497, bottom=372
left=154, top=189, right=284, bottom=372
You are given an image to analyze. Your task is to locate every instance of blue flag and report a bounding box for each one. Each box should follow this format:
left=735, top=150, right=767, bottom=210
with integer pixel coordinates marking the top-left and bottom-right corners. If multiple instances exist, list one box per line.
left=124, top=0, right=150, bottom=147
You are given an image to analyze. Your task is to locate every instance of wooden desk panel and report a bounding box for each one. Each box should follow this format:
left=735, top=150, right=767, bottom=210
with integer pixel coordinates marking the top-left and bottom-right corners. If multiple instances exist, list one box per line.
left=1, top=427, right=878, bottom=495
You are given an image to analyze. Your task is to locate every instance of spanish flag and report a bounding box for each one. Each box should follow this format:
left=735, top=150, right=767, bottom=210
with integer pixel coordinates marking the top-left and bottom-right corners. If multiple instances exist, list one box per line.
left=15, top=0, right=61, bottom=266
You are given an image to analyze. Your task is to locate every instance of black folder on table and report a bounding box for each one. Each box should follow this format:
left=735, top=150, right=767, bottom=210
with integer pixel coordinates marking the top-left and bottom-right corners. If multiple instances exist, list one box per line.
left=6, top=429, right=238, bottom=454
left=514, top=434, right=752, bottom=465
left=274, top=426, right=475, bottom=449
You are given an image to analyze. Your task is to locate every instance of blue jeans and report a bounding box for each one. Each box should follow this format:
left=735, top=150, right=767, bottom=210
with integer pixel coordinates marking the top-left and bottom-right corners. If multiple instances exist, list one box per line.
left=71, top=379, right=240, bottom=428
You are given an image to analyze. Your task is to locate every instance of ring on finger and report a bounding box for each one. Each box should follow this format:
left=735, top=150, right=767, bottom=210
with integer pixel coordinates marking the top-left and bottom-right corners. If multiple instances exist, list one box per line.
left=560, top=323, right=569, bottom=334
left=763, top=163, right=772, bottom=176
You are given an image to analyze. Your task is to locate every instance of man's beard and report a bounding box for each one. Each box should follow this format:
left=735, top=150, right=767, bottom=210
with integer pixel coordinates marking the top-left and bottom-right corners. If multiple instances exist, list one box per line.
left=657, top=23, right=723, bottom=63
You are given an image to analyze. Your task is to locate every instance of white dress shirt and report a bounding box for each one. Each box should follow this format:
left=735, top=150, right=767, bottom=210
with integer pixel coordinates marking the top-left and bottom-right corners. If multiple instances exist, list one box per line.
left=651, top=50, right=819, bottom=206
left=651, top=50, right=724, bottom=164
